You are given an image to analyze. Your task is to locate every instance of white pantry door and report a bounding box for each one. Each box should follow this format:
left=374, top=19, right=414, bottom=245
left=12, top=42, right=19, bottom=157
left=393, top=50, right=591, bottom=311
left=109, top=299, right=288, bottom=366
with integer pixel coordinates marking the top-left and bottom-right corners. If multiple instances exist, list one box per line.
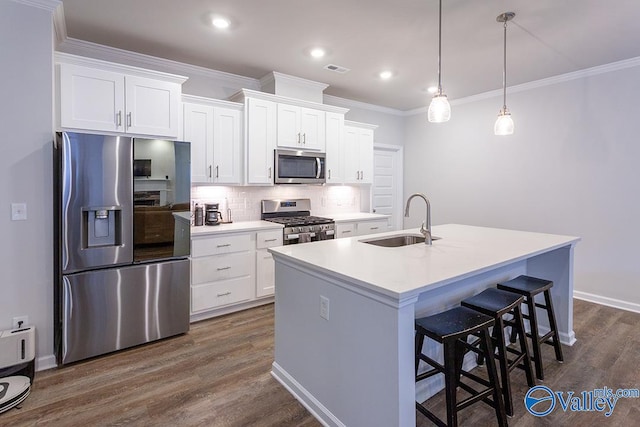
left=372, top=144, right=403, bottom=231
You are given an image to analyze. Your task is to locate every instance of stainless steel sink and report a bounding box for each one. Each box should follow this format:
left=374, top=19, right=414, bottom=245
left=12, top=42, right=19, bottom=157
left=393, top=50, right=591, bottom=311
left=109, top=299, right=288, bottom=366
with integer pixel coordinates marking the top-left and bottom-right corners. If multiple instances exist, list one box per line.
left=361, top=234, right=441, bottom=248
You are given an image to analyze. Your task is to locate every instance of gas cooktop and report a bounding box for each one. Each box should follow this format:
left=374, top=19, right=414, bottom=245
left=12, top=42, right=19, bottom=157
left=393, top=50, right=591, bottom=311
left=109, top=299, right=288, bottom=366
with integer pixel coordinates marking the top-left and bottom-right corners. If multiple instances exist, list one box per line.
left=265, top=215, right=333, bottom=227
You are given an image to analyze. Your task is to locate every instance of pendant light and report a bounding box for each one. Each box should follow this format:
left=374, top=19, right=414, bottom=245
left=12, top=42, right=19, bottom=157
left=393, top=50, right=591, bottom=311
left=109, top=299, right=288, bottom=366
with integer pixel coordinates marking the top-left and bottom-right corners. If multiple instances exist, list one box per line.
left=428, top=0, right=451, bottom=123
left=494, top=12, right=515, bottom=135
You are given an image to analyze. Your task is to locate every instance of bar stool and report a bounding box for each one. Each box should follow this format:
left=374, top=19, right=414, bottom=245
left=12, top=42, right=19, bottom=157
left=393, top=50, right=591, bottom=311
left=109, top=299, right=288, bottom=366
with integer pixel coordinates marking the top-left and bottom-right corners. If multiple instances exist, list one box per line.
left=497, top=275, right=563, bottom=381
left=415, top=306, right=507, bottom=427
left=461, top=288, right=536, bottom=416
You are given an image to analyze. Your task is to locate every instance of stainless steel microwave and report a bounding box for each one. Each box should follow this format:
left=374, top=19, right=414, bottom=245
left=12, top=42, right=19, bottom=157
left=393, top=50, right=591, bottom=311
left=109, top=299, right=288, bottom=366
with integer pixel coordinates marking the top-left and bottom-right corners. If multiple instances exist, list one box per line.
left=274, top=149, right=326, bottom=184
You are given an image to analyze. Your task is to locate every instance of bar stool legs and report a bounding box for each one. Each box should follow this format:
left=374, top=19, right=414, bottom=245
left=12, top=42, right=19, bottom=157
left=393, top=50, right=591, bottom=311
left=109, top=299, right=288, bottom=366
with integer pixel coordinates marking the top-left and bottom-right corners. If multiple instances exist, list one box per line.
left=498, top=275, right=564, bottom=381
left=415, top=306, right=508, bottom=427
left=461, top=288, right=535, bottom=417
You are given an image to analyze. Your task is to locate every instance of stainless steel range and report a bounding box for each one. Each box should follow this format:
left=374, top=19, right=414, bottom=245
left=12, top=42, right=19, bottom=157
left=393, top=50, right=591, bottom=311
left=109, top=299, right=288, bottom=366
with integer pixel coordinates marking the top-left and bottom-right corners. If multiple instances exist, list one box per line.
left=261, top=199, right=335, bottom=245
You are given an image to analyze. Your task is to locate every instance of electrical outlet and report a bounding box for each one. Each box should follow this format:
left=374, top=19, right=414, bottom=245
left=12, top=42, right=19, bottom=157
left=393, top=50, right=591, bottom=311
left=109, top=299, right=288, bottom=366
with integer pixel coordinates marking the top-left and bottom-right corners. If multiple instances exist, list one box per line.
left=12, top=316, right=28, bottom=329
left=320, top=296, right=330, bottom=320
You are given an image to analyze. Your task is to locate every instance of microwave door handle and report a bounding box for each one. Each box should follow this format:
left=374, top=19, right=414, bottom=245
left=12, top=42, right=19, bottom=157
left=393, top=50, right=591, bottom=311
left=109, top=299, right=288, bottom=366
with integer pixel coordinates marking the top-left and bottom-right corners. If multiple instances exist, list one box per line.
left=316, top=157, right=322, bottom=179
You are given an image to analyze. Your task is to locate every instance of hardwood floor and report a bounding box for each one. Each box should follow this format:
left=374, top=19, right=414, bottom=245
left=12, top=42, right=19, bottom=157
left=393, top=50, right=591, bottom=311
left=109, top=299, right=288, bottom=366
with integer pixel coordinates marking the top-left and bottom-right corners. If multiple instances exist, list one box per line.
left=3, top=299, right=639, bottom=426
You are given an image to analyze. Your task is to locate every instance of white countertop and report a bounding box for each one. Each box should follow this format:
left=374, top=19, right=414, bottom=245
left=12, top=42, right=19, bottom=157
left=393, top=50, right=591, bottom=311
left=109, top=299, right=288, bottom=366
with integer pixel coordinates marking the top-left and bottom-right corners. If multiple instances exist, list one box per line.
left=269, top=224, right=580, bottom=300
left=191, top=220, right=283, bottom=236
left=330, top=212, right=390, bottom=222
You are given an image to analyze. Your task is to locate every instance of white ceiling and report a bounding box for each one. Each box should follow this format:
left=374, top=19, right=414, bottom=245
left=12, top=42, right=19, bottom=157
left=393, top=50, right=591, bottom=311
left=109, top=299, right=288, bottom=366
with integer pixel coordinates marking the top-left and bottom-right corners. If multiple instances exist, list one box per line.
left=59, top=0, right=640, bottom=111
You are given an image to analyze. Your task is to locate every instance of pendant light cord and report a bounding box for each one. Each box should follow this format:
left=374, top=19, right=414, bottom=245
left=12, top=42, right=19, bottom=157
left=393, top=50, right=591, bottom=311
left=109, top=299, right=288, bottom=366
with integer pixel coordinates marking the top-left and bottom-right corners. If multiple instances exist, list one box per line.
left=502, top=19, right=507, bottom=111
left=437, top=0, right=443, bottom=94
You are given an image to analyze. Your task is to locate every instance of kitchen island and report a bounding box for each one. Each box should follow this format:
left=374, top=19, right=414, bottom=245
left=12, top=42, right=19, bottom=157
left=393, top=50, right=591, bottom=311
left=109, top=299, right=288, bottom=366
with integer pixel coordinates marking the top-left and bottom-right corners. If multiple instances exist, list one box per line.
left=269, top=224, right=580, bottom=427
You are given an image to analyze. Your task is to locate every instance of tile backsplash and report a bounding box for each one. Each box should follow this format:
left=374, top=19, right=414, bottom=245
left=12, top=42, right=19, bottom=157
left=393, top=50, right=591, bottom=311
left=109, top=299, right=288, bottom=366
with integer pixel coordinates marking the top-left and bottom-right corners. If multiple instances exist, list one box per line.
left=192, top=185, right=365, bottom=222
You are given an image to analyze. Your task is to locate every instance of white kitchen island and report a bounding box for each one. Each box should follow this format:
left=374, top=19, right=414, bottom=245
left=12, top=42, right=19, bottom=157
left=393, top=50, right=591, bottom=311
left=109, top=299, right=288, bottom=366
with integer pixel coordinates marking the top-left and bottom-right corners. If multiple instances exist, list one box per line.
left=269, top=224, right=580, bottom=427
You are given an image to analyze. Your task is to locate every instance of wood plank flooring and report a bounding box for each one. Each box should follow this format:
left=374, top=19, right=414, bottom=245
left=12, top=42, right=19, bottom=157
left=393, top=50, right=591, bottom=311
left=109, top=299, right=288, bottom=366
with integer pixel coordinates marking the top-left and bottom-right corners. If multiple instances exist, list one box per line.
left=2, top=299, right=639, bottom=426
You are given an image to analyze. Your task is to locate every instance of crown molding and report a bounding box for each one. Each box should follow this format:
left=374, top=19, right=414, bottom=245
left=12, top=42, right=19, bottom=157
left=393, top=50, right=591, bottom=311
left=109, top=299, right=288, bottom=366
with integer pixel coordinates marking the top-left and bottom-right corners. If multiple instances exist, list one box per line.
left=405, top=55, right=640, bottom=116
left=344, top=120, right=378, bottom=130
left=58, top=37, right=261, bottom=90
left=10, top=0, right=60, bottom=11
left=323, top=94, right=405, bottom=116
left=52, top=1, right=66, bottom=46
left=260, top=71, right=329, bottom=92
left=229, top=89, right=349, bottom=114
left=182, top=94, right=243, bottom=110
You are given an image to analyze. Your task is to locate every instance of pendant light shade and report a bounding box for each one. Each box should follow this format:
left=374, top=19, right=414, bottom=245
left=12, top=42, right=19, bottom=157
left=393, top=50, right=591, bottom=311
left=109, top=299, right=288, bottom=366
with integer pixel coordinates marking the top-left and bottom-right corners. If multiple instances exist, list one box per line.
left=495, top=12, right=515, bottom=135
left=428, top=0, right=450, bottom=123
left=494, top=109, right=514, bottom=135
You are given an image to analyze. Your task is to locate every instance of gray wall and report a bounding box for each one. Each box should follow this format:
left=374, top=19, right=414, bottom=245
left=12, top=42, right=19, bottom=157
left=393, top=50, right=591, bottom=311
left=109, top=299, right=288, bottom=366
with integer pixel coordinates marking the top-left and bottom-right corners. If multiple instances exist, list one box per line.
left=403, top=64, right=640, bottom=307
left=0, top=2, right=54, bottom=366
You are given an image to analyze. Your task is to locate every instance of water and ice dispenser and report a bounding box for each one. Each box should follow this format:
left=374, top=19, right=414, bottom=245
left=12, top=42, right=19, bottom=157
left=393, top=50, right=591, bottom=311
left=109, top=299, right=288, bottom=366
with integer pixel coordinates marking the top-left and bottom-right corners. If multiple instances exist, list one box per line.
left=82, top=207, right=122, bottom=248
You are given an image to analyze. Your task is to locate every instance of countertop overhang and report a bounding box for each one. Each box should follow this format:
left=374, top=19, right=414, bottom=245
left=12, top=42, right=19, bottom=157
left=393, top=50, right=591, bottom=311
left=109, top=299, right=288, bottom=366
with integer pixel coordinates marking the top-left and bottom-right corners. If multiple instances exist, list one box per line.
left=269, top=224, right=581, bottom=301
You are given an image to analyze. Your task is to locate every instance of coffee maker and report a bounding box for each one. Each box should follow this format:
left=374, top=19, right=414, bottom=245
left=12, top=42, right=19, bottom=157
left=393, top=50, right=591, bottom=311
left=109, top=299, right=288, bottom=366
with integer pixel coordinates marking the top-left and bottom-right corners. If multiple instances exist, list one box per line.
left=205, top=203, right=223, bottom=226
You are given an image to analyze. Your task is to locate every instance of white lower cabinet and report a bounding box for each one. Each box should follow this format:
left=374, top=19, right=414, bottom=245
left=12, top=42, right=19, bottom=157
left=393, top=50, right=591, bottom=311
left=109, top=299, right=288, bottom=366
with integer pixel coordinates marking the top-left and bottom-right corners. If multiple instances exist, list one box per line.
left=256, top=229, right=283, bottom=297
left=191, top=232, right=255, bottom=314
left=190, top=227, right=283, bottom=318
left=336, top=219, right=389, bottom=238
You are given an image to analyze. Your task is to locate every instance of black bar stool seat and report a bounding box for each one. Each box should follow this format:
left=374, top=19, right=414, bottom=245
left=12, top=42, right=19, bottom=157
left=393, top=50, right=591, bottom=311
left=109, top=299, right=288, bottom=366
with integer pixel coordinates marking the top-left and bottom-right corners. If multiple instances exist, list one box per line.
left=461, top=288, right=536, bottom=416
left=415, top=306, right=507, bottom=427
left=497, top=275, right=564, bottom=381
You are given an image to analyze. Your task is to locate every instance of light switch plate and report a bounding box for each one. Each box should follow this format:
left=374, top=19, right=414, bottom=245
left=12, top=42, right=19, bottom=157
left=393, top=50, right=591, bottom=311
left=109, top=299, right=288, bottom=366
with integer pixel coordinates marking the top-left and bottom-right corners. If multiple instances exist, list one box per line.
left=11, top=203, right=27, bottom=221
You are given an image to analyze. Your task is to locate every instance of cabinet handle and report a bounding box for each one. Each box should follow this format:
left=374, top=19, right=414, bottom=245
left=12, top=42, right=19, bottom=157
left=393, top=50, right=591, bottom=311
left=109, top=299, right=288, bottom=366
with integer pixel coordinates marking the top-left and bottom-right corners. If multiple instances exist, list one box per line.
left=302, top=133, right=306, bottom=144
left=216, top=165, right=219, bottom=178
left=127, top=112, right=132, bottom=128
left=343, top=230, right=352, bottom=234
left=297, top=132, right=301, bottom=144
left=209, top=165, right=212, bottom=178
left=264, top=238, right=277, bottom=242
left=268, top=167, right=272, bottom=179
left=116, top=111, right=122, bottom=127
left=216, top=266, right=231, bottom=271
left=370, top=227, right=379, bottom=230
left=217, top=291, right=232, bottom=297
left=216, top=243, right=231, bottom=248
left=328, top=169, right=331, bottom=180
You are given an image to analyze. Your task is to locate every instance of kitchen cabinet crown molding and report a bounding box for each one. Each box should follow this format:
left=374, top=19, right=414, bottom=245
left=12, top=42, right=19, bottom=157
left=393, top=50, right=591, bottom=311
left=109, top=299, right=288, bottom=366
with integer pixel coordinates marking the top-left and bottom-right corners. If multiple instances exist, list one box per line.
left=229, top=88, right=349, bottom=115
left=182, top=94, right=243, bottom=111
left=344, top=120, right=379, bottom=130
left=55, top=52, right=188, bottom=85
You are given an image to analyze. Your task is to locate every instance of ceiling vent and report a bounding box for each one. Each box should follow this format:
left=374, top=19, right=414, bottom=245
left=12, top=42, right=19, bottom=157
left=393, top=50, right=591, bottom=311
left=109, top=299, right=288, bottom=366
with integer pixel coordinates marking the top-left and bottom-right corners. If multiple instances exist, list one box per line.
left=324, top=64, right=350, bottom=74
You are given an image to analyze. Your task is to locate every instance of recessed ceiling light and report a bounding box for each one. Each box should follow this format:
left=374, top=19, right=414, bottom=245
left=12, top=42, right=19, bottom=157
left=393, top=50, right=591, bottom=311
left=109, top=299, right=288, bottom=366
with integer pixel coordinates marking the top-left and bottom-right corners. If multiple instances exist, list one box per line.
left=379, top=70, right=393, bottom=80
left=310, top=48, right=326, bottom=58
left=427, top=86, right=438, bottom=94
left=212, top=16, right=230, bottom=29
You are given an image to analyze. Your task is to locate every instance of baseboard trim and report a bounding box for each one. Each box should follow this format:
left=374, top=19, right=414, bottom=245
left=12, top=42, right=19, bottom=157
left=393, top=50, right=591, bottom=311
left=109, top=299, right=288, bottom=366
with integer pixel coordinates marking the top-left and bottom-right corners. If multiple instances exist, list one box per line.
left=574, top=290, right=640, bottom=314
left=36, top=354, right=57, bottom=372
left=271, top=361, right=344, bottom=427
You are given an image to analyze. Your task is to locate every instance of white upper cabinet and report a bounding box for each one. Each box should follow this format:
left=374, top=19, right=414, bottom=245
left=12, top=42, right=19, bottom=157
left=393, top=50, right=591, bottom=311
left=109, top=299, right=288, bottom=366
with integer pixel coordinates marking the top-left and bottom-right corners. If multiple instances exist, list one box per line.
left=325, top=111, right=344, bottom=184
left=183, top=96, right=243, bottom=185
left=183, top=102, right=214, bottom=183
left=246, top=97, right=277, bottom=185
left=344, top=122, right=377, bottom=184
left=277, top=104, right=326, bottom=151
left=57, top=53, right=186, bottom=138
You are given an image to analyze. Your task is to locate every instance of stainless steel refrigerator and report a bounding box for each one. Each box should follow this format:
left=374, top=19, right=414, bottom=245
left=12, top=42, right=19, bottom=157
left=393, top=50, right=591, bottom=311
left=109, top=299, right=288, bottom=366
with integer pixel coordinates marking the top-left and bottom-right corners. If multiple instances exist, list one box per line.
left=54, top=131, right=191, bottom=365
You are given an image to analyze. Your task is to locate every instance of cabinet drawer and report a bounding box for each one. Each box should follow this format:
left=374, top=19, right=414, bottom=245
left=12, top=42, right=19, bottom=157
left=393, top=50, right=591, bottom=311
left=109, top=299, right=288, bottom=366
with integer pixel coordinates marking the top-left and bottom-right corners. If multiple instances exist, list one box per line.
left=192, top=233, right=252, bottom=257
left=191, top=251, right=253, bottom=285
left=191, top=276, right=253, bottom=312
left=357, top=220, right=388, bottom=236
left=256, top=230, right=283, bottom=249
left=336, top=222, right=356, bottom=238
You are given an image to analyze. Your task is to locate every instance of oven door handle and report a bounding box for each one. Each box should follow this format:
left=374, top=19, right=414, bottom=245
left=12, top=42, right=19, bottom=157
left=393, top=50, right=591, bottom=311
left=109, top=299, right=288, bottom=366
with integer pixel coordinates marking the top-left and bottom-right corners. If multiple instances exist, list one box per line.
left=285, top=232, right=317, bottom=240
left=316, top=157, right=322, bottom=179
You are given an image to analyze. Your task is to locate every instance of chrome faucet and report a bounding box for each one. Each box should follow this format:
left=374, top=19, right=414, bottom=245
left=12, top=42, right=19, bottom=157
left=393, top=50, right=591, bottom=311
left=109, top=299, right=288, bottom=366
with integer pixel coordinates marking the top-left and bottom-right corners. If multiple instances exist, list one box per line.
left=404, top=193, right=432, bottom=245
